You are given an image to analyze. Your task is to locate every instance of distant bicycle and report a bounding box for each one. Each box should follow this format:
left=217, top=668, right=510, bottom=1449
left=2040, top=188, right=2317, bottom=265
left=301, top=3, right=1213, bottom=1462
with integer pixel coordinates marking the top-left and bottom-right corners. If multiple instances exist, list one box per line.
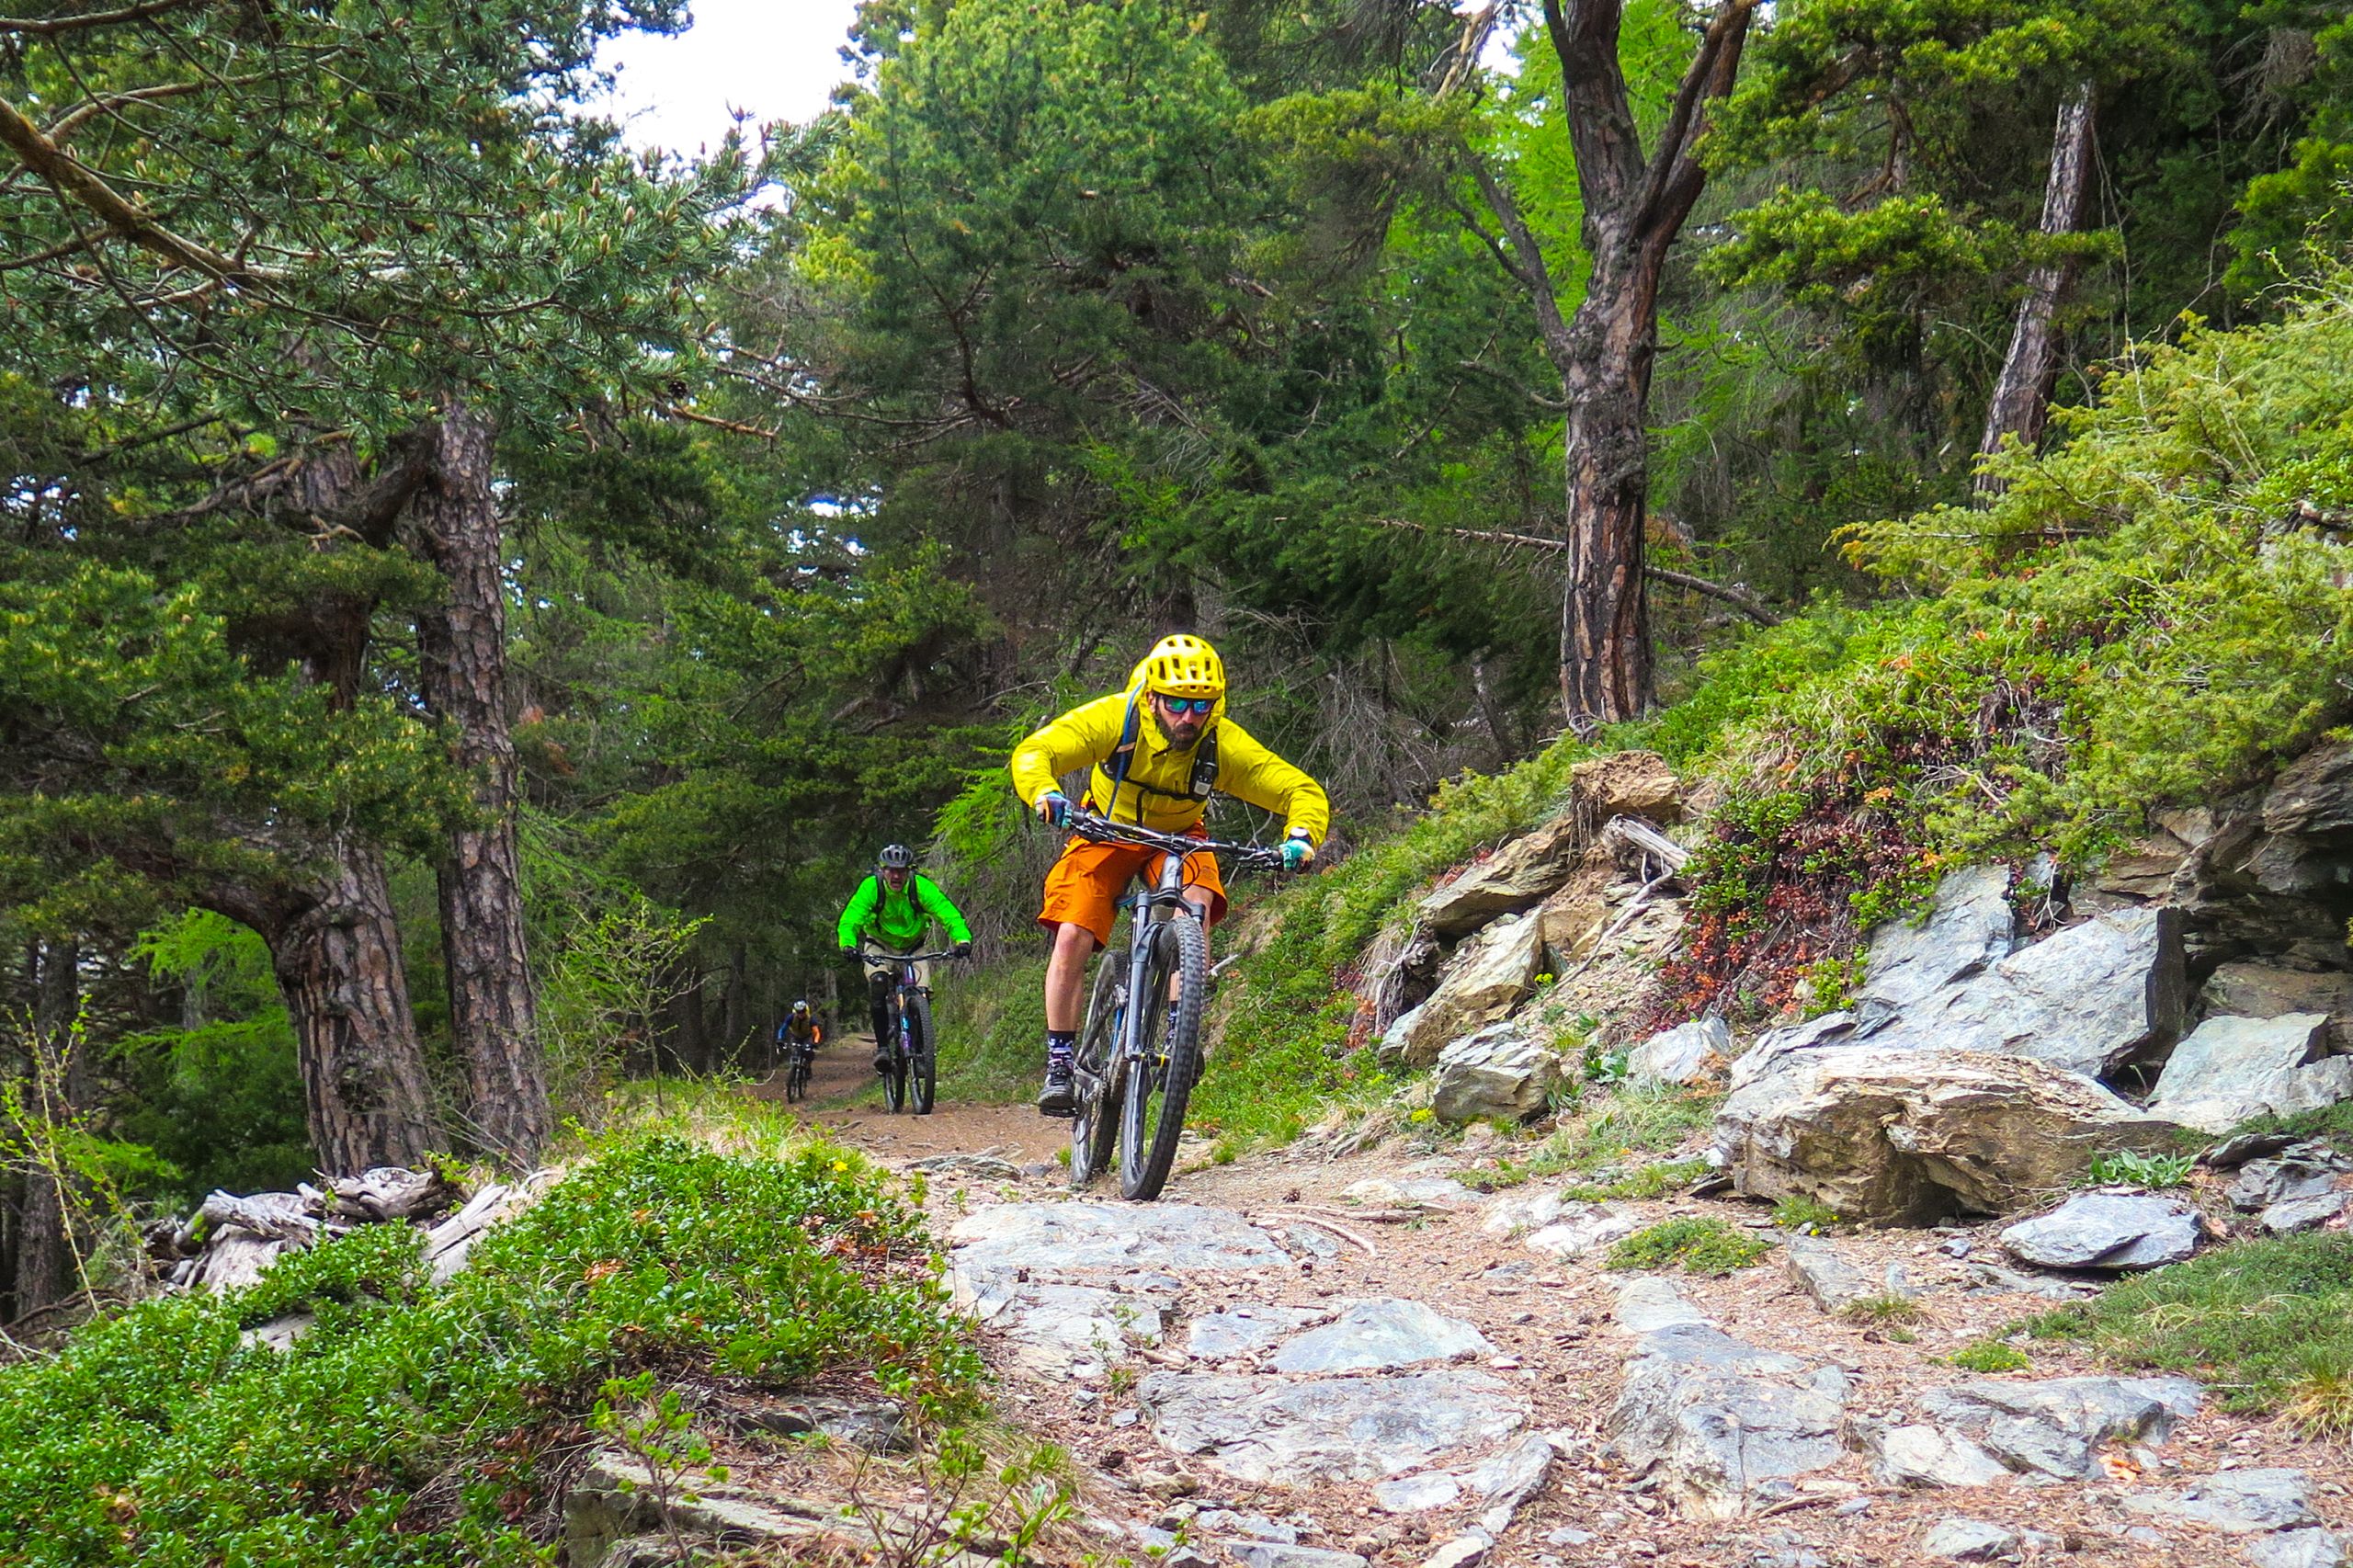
left=859, top=944, right=961, bottom=1115
left=783, top=1034, right=816, bottom=1103
left=1061, top=810, right=1284, bottom=1200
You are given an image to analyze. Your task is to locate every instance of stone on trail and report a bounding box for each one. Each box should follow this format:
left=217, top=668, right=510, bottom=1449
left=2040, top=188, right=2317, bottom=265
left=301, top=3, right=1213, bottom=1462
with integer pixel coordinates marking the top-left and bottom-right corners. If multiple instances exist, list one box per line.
left=2231, top=1145, right=2347, bottom=1210
left=2122, top=1469, right=2320, bottom=1535
left=948, top=1201, right=1289, bottom=1295
left=1780, top=1233, right=1881, bottom=1314
left=1524, top=1203, right=1641, bottom=1260
left=1418, top=1531, right=1493, bottom=1568
left=975, top=1282, right=1166, bottom=1379
left=1860, top=1424, right=2010, bottom=1490
left=1999, top=1193, right=2200, bottom=1271
left=1138, top=1369, right=1524, bottom=1484
left=2145, top=1013, right=2353, bottom=1133
left=904, top=1152, right=1023, bottom=1181
left=1341, top=1174, right=1481, bottom=1210
left=1915, top=1376, right=2200, bottom=1480
left=1186, top=1304, right=1321, bottom=1360
left=1222, top=1542, right=1370, bottom=1568
left=1461, top=1433, right=1556, bottom=1535
left=1430, top=1021, right=1563, bottom=1125
left=1920, top=1517, right=2018, bottom=1562
left=1611, top=1276, right=1708, bottom=1335
left=1268, top=1298, right=1493, bottom=1374
left=2249, top=1528, right=2348, bottom=1568
left=1478, top=1186, right=1564, bottom=1238
left=2263, top=1192, right=2349, bottom=1233
left=1626, top=1017, right=1732, bottom=1088
left=1714, top=1047, right=2180, bottom=1223
left=1371, top=1472, right=1462, bottom=1513
left=1609, top=1320, right=1848, bottom=1517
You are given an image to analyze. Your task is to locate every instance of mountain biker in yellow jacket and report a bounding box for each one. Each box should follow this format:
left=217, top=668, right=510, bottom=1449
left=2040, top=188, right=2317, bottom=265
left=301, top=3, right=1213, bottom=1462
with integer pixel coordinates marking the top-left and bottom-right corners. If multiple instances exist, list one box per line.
left=1009, top=633, right=1328, bottom=1115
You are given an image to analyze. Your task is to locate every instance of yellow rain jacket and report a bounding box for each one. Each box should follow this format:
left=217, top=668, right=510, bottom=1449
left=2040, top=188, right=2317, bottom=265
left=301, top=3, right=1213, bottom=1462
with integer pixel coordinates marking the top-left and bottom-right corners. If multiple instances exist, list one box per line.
left=1009, top=666, right=1330, bottom=845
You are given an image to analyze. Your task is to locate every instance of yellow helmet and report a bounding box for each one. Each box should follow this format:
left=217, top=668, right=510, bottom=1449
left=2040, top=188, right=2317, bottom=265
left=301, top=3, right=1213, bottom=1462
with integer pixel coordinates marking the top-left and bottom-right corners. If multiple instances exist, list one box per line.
left=1137, top=633, right=1225, bottom=700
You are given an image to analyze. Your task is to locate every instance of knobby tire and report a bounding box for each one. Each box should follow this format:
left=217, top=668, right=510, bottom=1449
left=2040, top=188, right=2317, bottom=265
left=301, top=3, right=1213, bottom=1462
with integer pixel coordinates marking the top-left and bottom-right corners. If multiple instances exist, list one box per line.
left=1119, top=915, right=1206, bottom=1202
left=1070, top=951, right=1125, bottom=1187
left=786, top=1054, right=808, bottom=1103
left=908, top=989, right=937, bottom=1115
left=882, top=999, right=908, bottom=1113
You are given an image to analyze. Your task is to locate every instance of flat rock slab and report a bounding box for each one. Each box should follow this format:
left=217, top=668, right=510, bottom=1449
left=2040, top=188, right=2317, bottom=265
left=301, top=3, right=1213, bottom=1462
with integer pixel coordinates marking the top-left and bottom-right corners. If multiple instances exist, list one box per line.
left=1781, top=1233, right=1879, bottom=1313
left=1222, top=1543, right=1370, bottom=1568
left=949, top=1202, right=1290, bottom=1292
left=2122, top=1469, right=2319, bottom=1535
left=2249, top=1528, right=2347, bottom=1568
left=1138, top=1369, right=1524, bottom=1484
left=2000, top=1193, right=2200, bottom=1271
left=1268, top=1298, right=1494, bottom=1374
left=1862, top=1423, right=2011, bottom=1489
left=1187, top=1304, right=1323, bottom=1360
left=1916, top=1376, right=2200, bottom=1480
left=1526, top=1204, right=1641, bottom=1260
left=905, top=1153, right=1024, bottom=1181
left=1922, top=1517, right=2018, bottom=1561
left=1628, top=1017, right=1733, bottom=1088
left=1612, top=1276, right=1707, bottom=1335
left=1609, top=1321, right=1848, bottom=1517
left=1341, top=1175, right=1482, bottom=1210
left=974, top=1281, right=1165, bottom=1380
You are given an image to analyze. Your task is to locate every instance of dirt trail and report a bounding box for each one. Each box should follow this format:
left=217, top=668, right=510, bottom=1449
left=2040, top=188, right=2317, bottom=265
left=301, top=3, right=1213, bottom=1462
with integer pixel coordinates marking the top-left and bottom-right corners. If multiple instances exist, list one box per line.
left=742, top=1067, right=2353, bottom=1568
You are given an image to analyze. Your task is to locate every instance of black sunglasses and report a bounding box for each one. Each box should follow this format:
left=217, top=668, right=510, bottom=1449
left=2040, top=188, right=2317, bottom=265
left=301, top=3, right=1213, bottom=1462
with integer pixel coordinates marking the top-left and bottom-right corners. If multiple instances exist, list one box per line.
left=1156, top=696, right=1214, bottom=715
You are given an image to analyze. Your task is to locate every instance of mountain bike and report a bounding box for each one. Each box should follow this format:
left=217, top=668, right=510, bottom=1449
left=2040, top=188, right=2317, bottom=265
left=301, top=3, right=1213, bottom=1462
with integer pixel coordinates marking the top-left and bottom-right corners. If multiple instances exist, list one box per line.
left=782, top=1030, right=817, bottom=1103
left=1062, top=810, right=1284, bottom=1201
left=860, top=946, right=960, bottom=1115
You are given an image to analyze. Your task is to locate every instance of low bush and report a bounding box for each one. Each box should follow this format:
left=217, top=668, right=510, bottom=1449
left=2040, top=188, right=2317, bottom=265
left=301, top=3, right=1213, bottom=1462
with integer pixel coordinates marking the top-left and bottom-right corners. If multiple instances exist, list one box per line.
left=1947, top=1338, right=2032, bottom=1373
left=0, top=1131, right=978, bottom=1566
left=1607, top=1216, right=1771, bottom=1277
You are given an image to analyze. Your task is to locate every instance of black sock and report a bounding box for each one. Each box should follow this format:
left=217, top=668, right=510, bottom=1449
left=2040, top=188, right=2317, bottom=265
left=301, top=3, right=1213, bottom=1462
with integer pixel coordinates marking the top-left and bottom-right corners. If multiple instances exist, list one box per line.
left=1046, top=1029, right=1075, bottom=1063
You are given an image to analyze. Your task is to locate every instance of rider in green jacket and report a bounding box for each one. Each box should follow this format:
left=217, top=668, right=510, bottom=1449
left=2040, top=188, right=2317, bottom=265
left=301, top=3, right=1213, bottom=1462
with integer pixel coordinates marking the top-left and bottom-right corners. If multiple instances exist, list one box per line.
left=837, top=843, right=973, bottom=1070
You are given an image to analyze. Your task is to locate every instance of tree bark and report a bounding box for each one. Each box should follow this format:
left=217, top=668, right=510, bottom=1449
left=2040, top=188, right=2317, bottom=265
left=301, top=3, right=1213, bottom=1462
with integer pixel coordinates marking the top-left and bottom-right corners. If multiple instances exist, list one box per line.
left=1976, top=82, right=2097, bottom=494
left=1474, top=0, right=1757, bottom=727
left=403, top=409, right=551, bottom=1167
left=245, top=837, right=439, bottom=1177
left=13, top=937, right=86, bottom=1318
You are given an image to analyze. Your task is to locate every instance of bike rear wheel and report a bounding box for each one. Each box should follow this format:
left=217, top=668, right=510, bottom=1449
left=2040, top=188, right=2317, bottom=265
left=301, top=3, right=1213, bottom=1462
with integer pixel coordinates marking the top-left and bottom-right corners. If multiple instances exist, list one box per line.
left=908, top=990, right=937, bottom=1115
left=1069, top=948, right=1126, bottom=1187
left=1118, top=915, right=1206, bottom=1202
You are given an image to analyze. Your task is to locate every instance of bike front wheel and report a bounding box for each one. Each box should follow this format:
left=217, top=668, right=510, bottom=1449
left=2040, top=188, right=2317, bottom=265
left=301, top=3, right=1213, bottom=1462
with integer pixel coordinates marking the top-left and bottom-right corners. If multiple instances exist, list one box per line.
left=1069, top=949, right=1126, bottom=1187
left=1118, top=914, right=1207, bottom=1202
left=881, top=1004, right=908, bottom=1112
left=786, top=1054, right=808, bottom=1103
left=907, top=991, right=937, bottom=1115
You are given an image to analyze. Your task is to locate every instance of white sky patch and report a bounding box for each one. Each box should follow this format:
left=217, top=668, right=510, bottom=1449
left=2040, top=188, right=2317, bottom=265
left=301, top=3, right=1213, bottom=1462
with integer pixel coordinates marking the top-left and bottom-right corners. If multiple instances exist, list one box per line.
left=595, top=0, right=863, bottom=156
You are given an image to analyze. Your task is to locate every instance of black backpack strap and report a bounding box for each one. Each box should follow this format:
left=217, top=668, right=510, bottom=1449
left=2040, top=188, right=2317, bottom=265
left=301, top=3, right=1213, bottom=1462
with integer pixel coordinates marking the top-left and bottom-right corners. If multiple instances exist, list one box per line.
left=1099, top=696, right=1220, bottom=812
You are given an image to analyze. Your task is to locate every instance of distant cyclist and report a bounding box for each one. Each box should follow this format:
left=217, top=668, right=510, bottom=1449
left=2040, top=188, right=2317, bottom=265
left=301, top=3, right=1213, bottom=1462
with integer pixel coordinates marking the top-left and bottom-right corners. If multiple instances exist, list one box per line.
left=836, top=844, right=973, bottom=1072
left=1008, top=634, right=1327, bottom=1116
left=775, top=999, right=822, bottom=1067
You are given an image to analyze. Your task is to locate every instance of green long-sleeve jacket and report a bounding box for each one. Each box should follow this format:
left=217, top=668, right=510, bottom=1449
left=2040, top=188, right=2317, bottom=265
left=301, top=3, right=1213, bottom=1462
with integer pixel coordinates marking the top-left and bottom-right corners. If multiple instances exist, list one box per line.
left=836, top=873, right=972, bottom=951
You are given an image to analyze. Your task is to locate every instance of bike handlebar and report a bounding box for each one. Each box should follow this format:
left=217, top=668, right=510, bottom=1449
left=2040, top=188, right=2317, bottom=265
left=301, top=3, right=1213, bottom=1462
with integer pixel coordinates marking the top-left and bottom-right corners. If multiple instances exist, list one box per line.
left=857, top=945, right=966, bottom=964
left=1063, top=809, right=1288, bottom=873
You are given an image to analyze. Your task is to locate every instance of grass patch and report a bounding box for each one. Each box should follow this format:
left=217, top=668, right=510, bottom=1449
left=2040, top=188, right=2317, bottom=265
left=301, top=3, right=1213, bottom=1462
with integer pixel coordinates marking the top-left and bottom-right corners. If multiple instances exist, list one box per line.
left=1607, top=1217, right=1772, bottom=1277
left=1840, top=1294, right=1921, bottom=1325
left=2222, top=1099, right=2353, bottom=1155
left=0, top=1131, right=980, bottom=1565
left=1772, top=1195, right=1845, bottom=1233
left=1562, top=1157, right=1713, bottom=1202
left=2084, top=1149, right=2196, bottom=1188
left=2071, top=1233, right=2353, bottom=1431
left=1948, top=1338, right=2033, bottom=1373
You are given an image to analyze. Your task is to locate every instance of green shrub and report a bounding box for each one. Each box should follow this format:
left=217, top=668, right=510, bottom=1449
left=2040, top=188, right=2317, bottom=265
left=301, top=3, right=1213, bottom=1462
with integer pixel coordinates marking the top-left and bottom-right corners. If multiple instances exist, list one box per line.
left=1948, top=1338, right=2032, bottom=1373
left=1607, top=1216, right=1772, bottom=1277
left=1772, top=1195, right=1845, bottom=1233
left=0, top=1133, right=978, bottom=1566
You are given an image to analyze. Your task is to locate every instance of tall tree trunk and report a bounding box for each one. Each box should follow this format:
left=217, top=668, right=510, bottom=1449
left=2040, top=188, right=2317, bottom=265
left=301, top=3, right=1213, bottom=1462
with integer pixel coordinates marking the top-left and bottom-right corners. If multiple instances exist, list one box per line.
left=1472, top=1, right=1757, bottom=726
left=722, top=942, right=750, bottom=1072
left=13, top=937, right=86, bottom=1319
left=1976, top=82, right=2097, bottom=493
left=404, top=409, right=551, bottom=1167
left=247, top=837, right=440, bottom=1177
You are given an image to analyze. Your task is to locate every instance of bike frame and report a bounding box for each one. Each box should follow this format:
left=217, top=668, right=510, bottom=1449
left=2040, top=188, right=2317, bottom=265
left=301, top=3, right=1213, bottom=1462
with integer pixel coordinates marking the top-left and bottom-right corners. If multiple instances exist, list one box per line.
left=859, top=946, right=960, bottom=1059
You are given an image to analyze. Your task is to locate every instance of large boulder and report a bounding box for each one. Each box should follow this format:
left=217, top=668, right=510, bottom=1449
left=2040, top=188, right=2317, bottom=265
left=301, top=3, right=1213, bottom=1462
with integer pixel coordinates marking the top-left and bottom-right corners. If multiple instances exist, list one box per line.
left=1377, top=914, right=1545, bottom=1069
left=1430, top=1021, right=1563, bottom=1124
left=1418, top=815, right=1584, bottom=939
left=1713, top=1047, right=2183, bottom=1223
left=1859, top=903, right=2186, bottom=1080
left=2144, top=1013, right=2353, bottom=1133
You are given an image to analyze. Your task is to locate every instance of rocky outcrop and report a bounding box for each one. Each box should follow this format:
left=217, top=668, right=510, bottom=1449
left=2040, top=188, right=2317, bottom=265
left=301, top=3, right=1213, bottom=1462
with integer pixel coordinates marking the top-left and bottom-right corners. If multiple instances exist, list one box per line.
left=1429, top=1021, right=1562, bottom=1124
left=1852, top=863, right=2018, bottom=1027
left=1267, top=1298, right=1493, bottom=1374
left=1418, top=815, right=1585, bottom=939
left=1999, top=1194, right=2202, bottom=1271
left=1714, top=1047, right=2181, bottom=1223
left=1379, top=915, right=1546, bottom=1069
left=2145, top=1013, right=2353, bottom=1133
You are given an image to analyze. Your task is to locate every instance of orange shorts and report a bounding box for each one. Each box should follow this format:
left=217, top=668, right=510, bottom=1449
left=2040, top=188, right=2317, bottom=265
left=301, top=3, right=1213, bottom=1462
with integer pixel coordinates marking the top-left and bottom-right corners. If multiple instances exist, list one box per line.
left=1037, top=835, right=1228, bottom=949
